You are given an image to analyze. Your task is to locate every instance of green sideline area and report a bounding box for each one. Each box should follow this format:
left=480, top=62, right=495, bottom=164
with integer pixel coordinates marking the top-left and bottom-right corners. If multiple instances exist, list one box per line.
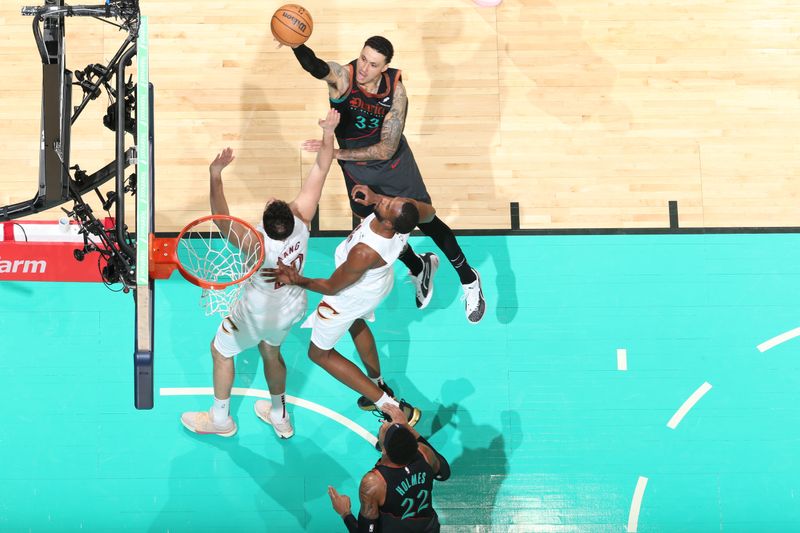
left=1, top=233, right=799, bottom=531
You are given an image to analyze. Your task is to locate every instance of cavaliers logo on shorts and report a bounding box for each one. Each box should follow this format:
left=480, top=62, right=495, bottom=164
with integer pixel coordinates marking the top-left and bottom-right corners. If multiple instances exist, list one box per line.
left=316, top=301, right=340, bottom=320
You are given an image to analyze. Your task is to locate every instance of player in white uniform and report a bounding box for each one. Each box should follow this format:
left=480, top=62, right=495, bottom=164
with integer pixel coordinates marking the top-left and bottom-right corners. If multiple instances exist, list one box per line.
left=181, top=109, right=341, bottom=439
left=265, top=185, right=435, bottom=426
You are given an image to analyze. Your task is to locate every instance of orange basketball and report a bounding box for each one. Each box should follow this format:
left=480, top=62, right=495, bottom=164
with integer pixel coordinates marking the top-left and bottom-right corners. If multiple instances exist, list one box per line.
left=271, top=4, right=313, bottom=47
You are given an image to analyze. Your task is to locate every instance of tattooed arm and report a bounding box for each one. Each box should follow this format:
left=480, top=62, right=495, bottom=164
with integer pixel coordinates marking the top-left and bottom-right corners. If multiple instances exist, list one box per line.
left=357, top=471, right=385, bottom=521
left=336, top=81, right=408, bottom=162
left=324, top=61, right=352, bottom=100
left=329, top=472, right=385, bottom=533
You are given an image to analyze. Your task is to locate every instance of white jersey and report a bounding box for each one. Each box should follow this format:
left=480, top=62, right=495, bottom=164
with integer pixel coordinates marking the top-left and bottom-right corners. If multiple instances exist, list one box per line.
left=300, top=213, right=410, bottom=350
left=333, top=213, right=409, bottom=299
left=230, top=215, right=309, bottom=323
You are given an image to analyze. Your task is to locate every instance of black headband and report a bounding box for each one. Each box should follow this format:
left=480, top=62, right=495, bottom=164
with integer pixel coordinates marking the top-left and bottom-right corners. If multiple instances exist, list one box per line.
left=383, top=423, right=417, bottom=465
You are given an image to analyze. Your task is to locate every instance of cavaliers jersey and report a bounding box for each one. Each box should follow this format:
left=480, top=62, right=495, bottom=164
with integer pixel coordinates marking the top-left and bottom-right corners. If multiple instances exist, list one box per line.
left=373, top=454, right=440, bottom=533
left=230, top=216, right=308, bottom=325
left=330, top=60, right=431, bottom=203
left=333, top=213, right=408, bottom=300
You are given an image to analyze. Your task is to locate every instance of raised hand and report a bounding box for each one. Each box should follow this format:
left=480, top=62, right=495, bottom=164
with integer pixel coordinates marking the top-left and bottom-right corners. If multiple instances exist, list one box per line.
left=327, top=486, right=352, bottom=517
left=210, top=147, right=235, bottom=177
left=319, top=108, right=341, bottom=133
left=301, top=139, right=323, bottom=153
left=380, top=403, right=409, bottom=426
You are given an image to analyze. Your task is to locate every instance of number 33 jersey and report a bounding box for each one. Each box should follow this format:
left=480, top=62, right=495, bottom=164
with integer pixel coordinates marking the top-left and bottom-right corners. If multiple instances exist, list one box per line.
left=329, top=61, right=431, bottom=203
left=331, top=60, right=401, bottom=151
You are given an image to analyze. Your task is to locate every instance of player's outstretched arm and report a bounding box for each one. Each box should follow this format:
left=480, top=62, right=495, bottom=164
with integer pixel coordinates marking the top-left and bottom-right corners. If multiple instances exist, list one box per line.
left=291, top=109, right=341, bottom=225
left=208, top=148, right=250, bottom=246
left=262, top=245, right=381, bottom=295
left=209, top=148, right=234, bottom=218
left=208, top=148, right=252, bottom=248
left=336, top=80, right=408, bottom=162
left=290, top=43, right=350, bottom=99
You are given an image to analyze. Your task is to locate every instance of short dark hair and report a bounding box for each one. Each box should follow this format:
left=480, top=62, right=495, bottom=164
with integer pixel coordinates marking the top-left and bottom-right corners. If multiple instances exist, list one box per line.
left=384, top=424, right=418, bottom=465
left=392, top=202, right=419, bottom=234
left=364, top=36, right=394, bottom=64
left=262, top=200, right=294, bottom=240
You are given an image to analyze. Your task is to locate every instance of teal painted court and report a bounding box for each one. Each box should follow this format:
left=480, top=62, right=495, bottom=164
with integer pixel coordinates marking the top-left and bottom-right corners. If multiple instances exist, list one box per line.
left=2, top=233, right=799, bottom=531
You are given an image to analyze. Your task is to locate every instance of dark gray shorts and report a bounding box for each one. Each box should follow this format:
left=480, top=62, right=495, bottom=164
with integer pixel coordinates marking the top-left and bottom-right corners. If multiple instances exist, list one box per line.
left=340, top=137, right=431, bottom=218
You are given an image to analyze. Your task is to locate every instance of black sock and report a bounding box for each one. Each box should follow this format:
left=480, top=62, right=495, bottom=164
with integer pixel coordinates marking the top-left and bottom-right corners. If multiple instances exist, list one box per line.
left=417, top=217, right=477, bottom=284
left=399, top=244, right=424, bottom=276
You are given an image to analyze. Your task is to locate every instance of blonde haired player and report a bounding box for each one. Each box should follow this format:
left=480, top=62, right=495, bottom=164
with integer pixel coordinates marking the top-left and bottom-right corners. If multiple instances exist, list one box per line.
left=180, top=109, right=341, bottom=439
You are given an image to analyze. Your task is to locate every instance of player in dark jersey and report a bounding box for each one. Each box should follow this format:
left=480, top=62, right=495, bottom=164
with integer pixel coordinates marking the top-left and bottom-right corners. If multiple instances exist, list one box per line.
left=328, top=403, right=451, bottom=532
left=288, top=35, right=486, bottom=326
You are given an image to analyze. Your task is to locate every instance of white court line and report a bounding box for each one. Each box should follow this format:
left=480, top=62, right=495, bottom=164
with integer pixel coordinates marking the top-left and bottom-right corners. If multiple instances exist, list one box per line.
left=667, top=382, right=712, bottom=429
left=617, top=348, right=628, bottom=371
left=757, top=326, right=800, bottom=352
left=160, top=387, right=378, bottom=446
left=627, top=476, right=648, bottom=532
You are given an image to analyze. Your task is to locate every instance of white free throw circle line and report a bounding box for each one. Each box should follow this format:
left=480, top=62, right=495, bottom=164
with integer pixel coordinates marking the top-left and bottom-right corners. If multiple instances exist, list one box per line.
left=160, top=386, right=378, bottom=446
left=757, top=326, right=800, bottom=352
left=667, top=382, right=712, bottom=430
left=627, top=475, right=649, bottom=532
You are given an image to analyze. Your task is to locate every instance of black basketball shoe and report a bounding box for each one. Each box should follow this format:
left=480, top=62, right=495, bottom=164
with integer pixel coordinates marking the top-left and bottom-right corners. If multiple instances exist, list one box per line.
left=412, top=252, right=439, bottom=309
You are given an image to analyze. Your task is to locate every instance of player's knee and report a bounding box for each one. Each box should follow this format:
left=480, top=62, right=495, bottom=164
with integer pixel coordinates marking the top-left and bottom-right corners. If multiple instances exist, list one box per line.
left=349, top=319, right=367, bottom=336
left=211, top=339, right=237, bottom=361
left=307, top=343, right=327, bottom=365
left=259, top=341, right=281, bottom=360
left=210, top=342, right=225, bottom=361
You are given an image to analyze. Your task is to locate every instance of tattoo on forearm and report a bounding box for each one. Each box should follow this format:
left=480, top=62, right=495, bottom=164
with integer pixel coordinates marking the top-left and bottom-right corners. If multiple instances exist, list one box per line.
left=337, top=143, right=389, bottom=161
left=360, top=500, right=378, bottom=519
left=327, top=62, right=349, bottom=96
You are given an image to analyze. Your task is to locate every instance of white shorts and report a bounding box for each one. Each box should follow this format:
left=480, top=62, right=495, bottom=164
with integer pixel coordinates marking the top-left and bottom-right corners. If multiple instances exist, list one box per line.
left=302, top=289, right=388, bottom=351
left=213, top=298, right=306, bottom=358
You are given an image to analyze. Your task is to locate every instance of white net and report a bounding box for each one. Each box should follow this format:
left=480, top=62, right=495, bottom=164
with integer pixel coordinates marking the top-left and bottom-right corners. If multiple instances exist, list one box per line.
left=176, top=217, right=264, bottom=317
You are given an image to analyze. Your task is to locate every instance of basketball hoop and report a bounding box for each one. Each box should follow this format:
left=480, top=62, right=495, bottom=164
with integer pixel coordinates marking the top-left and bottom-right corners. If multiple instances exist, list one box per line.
left=150, top=214, right=265, bottom=316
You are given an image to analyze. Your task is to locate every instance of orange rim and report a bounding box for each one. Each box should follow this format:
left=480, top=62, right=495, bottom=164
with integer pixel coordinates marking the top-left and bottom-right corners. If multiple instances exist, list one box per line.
left=171, top=214, right=265, bottom=290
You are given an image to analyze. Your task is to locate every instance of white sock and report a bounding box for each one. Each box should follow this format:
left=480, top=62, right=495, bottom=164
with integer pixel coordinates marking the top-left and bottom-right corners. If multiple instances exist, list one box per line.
left=369, top=375, right=384, bottom=387
left=270, top=393, right=286, bottom=420
left=211, top=396, right=230, bottom=424
left=374, top=392, right=399, bottom=410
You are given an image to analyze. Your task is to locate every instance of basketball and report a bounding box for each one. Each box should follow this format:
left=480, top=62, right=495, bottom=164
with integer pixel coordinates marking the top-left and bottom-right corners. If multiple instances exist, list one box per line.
left=271, top=4, right=313, bottom=47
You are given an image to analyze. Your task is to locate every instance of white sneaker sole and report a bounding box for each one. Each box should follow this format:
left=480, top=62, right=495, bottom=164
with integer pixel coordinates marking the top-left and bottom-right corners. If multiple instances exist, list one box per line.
left=464, top=269, right=485, bottom=324
left=180, top=414, right=237, bottom=437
